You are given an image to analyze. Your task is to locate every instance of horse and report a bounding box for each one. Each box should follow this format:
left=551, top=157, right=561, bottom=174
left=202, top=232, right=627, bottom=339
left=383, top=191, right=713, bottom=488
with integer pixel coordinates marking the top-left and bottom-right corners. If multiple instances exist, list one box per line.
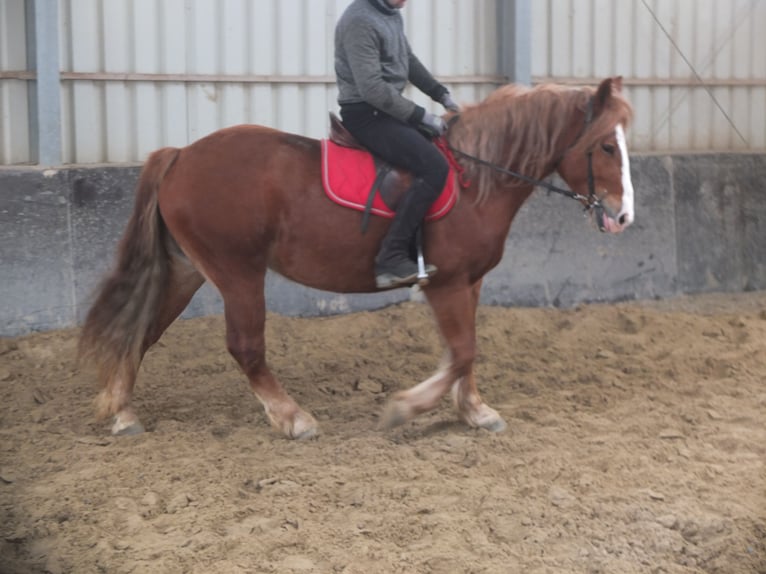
left=78, top=76, right=634, bottom=439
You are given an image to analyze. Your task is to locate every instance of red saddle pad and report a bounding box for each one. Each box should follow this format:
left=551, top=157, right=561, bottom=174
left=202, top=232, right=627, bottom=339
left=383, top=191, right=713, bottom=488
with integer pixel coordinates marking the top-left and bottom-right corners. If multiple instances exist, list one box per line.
left=321, top=140, right=457, bottom=221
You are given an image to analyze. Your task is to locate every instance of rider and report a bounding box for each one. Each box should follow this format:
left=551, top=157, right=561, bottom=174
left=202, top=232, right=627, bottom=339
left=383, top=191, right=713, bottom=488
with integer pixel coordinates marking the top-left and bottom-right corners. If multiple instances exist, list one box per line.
left=334, top=0, right=460, bottom=289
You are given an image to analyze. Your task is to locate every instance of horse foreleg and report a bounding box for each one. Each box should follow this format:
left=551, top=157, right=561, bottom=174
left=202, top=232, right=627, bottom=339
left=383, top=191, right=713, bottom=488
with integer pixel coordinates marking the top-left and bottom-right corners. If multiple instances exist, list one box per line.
left=221, top=277, right=317, bottom=440
left=381, top=281, right=506, bottom=432
left=450, top=279, right=506, bottom=432
left=380, top=351, right=454, bottom=428
left=379, top=283, right=485, bottom=429
left=451, top=372, right=507, bottom=432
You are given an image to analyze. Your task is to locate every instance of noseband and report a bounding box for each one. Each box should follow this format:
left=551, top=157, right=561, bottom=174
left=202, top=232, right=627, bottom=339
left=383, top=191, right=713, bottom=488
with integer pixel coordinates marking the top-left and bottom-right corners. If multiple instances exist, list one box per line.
left=441, top=96, right=608, bottom=231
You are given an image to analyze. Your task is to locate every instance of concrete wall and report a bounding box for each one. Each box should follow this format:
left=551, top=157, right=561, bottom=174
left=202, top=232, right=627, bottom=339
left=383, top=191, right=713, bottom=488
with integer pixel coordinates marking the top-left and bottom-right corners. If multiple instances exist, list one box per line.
left=2, top=153, right=765, bottom=336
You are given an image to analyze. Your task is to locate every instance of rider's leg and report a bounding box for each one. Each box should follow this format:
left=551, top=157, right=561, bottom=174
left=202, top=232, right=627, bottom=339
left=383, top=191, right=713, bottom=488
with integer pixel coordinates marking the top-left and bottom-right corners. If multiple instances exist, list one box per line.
left=340, top=104, right=449, bottom=287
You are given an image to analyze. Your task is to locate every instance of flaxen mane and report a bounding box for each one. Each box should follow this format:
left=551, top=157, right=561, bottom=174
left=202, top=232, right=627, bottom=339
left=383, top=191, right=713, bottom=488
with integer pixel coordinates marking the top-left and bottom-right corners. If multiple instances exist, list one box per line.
left=447, top=83, right=634, bottom=203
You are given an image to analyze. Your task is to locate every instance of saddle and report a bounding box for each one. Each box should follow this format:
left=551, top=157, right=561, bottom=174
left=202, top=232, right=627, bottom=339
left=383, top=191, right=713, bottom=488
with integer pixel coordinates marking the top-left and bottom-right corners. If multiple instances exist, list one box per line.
left=328, top=112, right=363, bottom=149
left=322, top=113, right=457, bottom=231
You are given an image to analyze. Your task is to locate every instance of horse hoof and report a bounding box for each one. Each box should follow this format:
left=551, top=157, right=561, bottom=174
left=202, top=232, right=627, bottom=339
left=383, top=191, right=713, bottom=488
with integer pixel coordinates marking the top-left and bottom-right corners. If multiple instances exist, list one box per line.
left=286, top=411, right=318, bottom=440
left=460, top=404, right=507, bottom=433
left=480, top=416, right=507, bottom=433
left=379, top=399, right=412, bottom=430
left=112, top=421, right=145, bottom=436
left=292, top=426, right=318, bottom=440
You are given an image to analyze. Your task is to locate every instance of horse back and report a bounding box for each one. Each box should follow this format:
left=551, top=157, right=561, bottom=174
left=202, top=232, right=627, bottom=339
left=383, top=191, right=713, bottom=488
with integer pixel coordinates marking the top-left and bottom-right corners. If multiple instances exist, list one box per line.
left=155, top=124, right=334, bottom=258
left=184, top=124, right=320, bottom=166
left=160, top=124, right=321, bottom=211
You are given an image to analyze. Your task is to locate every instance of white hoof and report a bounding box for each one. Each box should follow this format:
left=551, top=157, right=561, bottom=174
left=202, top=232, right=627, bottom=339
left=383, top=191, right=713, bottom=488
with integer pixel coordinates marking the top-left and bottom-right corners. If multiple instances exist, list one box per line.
left=112, top=413, right=145, bottom=436
left=461, top=404, right=507, bottom=433
left=285, top=410, right=319, bottom=440
left=479, top=415, right=507, bottom=433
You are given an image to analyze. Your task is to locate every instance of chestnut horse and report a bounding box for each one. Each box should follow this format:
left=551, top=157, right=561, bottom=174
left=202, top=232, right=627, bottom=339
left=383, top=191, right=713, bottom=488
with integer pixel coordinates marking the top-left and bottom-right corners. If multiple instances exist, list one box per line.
left=79, top=77, right=634, bottom=439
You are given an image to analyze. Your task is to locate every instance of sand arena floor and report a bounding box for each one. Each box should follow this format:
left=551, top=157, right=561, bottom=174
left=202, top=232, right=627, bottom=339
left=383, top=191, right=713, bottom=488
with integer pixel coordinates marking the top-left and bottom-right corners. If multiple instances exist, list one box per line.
left=1, top=291, right=765, bottom=573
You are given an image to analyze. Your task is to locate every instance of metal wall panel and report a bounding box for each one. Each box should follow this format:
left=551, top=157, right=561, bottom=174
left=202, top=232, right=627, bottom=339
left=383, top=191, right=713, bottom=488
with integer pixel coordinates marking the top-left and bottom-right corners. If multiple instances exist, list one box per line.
left=404, top=0, right=499, bottom=107
left=532, top=0, right=766, bottom=152
left=57, top=0, right=498, bottom=164
left=0, top=0, right=30, bottom=164
left=3, top=0, right=763, bottom=164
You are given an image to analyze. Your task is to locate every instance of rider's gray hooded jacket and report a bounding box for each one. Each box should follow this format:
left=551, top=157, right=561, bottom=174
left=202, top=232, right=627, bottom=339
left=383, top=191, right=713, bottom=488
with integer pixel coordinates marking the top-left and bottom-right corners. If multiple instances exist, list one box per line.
left=334, top=0, right=447, bottom=125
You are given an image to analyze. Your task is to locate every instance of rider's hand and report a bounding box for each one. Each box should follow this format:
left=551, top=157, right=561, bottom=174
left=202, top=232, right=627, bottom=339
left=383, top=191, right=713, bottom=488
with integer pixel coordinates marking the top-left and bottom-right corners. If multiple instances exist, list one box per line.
left=420, top=111, right=447, bottom=137
left=440, top=92, right=460, bottom=113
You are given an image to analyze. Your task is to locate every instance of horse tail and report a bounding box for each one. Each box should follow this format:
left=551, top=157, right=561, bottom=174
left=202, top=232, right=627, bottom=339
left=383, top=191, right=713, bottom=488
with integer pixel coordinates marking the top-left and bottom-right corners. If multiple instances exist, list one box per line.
left=78, top=147, right=180, bottom=419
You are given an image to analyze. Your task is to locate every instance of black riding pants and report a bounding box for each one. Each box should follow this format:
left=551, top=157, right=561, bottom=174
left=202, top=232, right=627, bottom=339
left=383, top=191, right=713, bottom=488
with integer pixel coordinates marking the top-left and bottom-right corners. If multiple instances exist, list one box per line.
left=340, top=103, right=448, bottom=198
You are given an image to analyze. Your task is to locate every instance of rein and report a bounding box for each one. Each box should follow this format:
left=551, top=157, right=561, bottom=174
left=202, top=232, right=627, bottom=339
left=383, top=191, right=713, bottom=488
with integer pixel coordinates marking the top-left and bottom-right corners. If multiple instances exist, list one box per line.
left=439, top=97, right=607, bottom=230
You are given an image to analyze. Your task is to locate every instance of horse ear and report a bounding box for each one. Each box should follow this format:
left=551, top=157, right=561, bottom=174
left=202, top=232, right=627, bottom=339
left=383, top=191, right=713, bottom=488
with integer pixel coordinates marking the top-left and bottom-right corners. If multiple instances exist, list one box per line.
left=595, top=78, right=614, bottom=107
left=595, top=76, right=624, bottom=112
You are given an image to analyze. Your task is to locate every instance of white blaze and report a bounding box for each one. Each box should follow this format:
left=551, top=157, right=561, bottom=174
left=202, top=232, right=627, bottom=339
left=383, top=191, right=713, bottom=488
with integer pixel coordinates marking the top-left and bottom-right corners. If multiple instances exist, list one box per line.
left=615, top=124, right=634, bottom=227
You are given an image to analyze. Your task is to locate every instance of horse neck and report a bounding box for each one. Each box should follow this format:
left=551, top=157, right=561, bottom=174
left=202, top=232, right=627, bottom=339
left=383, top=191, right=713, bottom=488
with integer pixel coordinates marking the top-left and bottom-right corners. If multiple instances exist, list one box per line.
left=474, top=178, right=536, bottom=238
left=448, top=87, right=589, bottom=199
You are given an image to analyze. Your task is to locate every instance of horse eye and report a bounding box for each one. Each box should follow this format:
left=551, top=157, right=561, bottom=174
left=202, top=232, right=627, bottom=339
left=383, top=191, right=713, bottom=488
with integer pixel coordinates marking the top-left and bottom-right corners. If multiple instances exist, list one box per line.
left=602, top=143, right=616, bottom=155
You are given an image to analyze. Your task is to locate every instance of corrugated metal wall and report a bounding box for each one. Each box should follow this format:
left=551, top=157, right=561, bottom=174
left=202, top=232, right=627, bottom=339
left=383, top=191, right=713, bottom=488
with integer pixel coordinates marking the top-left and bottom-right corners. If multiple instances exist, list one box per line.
left=59, top=0, right=336, bottom=163
left=1, top=0, right=765, bottom=164
left=531, top=0, right=766, bottom=151
left=0, top=0, right=30, bottom=164
left=56, top=0, right=498, bottom=164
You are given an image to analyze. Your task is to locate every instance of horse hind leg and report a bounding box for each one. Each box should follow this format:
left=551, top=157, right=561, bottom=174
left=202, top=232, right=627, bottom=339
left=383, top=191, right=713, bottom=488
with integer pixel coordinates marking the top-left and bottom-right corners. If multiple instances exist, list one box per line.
left=219, top=270, right=317, bottom=440
left=103, top=252, right=205, bottom=435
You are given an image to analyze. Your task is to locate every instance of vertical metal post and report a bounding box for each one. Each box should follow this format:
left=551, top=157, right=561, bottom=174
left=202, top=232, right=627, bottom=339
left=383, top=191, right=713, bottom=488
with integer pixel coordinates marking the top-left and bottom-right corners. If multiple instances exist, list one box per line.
left=26, top=0, right=61, bottom=165
left=498, top=0, right=532, bottom=85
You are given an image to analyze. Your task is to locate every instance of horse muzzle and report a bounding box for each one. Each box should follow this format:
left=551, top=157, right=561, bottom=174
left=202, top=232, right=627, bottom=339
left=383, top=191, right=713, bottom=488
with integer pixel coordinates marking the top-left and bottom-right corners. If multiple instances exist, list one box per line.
left=591, top=198, right=633, bottom=234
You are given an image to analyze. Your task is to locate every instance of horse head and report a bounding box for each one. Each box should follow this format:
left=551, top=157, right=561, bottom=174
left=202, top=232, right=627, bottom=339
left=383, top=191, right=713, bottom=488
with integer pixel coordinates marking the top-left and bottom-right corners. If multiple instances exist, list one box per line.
left=555, top=77, right=635, bottom=234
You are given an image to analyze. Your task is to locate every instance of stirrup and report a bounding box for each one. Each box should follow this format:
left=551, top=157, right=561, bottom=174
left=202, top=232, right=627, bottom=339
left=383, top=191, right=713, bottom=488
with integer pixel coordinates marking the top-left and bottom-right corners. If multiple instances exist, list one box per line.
left=415, top=229, right=430, bottom=284
left=375, top=264, right=437, bottom=289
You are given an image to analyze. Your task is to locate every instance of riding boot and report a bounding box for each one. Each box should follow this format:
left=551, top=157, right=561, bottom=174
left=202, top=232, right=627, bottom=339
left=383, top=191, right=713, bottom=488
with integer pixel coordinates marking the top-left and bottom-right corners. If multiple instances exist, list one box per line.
left=375, top=179, right=439, bottom=289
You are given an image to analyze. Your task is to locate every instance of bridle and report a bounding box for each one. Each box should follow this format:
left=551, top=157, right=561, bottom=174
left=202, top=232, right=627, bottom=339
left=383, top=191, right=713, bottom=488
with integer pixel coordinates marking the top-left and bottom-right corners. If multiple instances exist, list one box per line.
left=439, top=96, right=609, bottom=231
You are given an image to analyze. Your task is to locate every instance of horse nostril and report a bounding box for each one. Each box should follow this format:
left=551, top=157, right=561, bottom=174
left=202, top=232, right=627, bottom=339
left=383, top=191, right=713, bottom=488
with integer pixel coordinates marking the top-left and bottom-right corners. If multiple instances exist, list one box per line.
left=618, top=214, right=628, bottom=225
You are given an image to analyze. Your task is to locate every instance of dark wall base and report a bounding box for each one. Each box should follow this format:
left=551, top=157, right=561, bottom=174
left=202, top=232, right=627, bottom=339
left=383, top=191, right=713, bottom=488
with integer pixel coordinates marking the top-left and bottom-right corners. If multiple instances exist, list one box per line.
left=2, top=154, right=765, bottom=336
